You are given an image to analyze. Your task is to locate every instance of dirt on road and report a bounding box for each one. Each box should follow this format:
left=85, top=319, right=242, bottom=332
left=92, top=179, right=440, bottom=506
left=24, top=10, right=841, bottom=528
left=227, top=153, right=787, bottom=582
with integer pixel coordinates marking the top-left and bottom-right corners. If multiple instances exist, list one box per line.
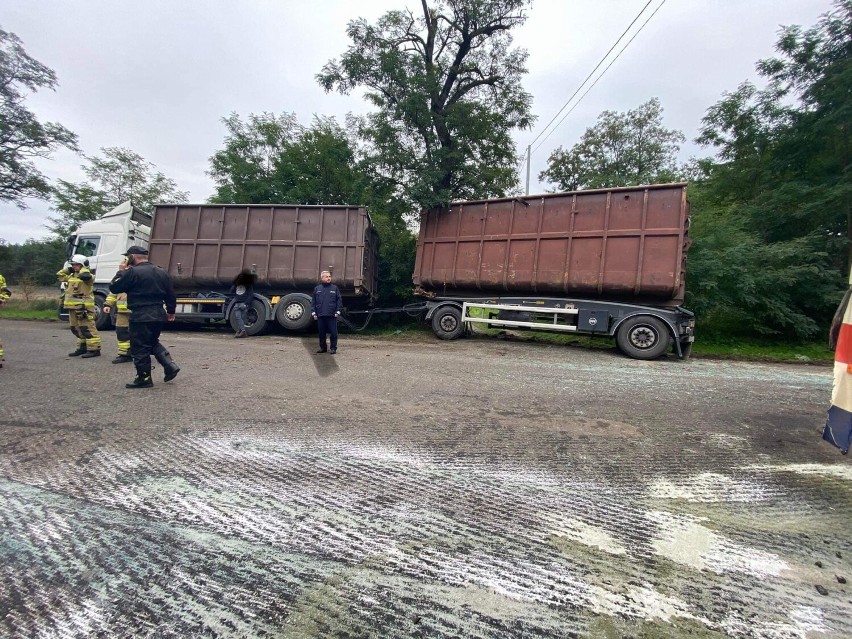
left=0, top=319, right=849, bottom=638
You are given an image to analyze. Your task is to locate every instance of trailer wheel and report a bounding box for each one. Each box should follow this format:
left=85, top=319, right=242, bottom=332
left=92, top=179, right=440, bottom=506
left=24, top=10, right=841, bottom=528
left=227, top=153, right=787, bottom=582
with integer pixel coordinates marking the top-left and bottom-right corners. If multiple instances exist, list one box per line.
left=431, top=306, right=464, bottom=340
left=616, top=316, right=670, bottom=360
left=275, top=293, right=313, bottom=331
left=230, top=298, right=268, bottom=336
left=94, top=295, right=112, bottom=331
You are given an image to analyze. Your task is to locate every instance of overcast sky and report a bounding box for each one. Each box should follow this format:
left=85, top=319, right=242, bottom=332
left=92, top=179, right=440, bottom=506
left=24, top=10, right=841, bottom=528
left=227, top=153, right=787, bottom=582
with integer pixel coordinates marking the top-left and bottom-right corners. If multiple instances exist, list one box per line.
left=0, top=0, right=834, bottom=244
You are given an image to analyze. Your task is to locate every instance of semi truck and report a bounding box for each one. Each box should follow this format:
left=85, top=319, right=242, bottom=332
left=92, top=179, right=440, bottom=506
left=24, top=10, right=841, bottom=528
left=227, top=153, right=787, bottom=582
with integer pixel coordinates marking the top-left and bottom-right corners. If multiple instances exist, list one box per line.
left=64, top=182, right=693, bottom=359
left=63, top=203, right=379, bottom=335
left=412, top=183, right=695, bottom=360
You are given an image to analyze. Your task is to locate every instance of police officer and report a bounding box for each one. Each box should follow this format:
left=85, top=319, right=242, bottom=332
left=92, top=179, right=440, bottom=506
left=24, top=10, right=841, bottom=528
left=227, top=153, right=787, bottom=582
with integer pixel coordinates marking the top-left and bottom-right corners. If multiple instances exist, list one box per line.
left=109, top=246, right=180, bottom=388
left=0, top=272, right=10, bottom=368
left=57, top=254, right=101, bottom=358
left=102, top=258, right=133, bottom=364
left=311, top=269, right=343, bottom=354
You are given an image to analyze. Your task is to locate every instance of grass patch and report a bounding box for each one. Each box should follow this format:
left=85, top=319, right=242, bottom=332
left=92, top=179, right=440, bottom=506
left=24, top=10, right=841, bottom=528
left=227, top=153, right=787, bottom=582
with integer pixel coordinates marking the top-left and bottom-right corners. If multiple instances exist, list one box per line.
left=692, top=336, right=832, bottom=363
left=1, top=297, right=61, bottom=321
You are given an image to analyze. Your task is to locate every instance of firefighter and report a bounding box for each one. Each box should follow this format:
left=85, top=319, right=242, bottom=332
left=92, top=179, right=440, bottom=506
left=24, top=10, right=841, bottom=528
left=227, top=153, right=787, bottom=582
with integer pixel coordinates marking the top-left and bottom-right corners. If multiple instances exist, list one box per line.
left=103, top=258, right=132, bottom=363
left=57, top=255, right=101, bottom=358
left=0, top=272, right=10, bottom=368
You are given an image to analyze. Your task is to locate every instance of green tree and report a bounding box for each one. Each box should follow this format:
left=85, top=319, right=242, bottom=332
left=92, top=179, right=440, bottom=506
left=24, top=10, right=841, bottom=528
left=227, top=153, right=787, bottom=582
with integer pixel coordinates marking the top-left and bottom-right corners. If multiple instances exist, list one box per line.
left=48, top=147, right=189, bottom=238
left=688, top=0, right=851, bottom=339
left=0, top=28, right=78, bottom=207
left=539, top=98, right=686, bottom=191
left=0, top=237, right=67, bottom=285
left=317, top=0, right=534, bottom=211
left=208, top=111, right=301, bottom=204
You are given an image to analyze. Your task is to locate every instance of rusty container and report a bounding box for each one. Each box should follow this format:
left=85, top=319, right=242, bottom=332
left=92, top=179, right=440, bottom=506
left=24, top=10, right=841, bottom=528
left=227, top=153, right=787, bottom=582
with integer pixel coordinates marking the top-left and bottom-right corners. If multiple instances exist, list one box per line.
left=413, top=183, right=690, bottom=306
left=148, top=204, right=379, bottom=299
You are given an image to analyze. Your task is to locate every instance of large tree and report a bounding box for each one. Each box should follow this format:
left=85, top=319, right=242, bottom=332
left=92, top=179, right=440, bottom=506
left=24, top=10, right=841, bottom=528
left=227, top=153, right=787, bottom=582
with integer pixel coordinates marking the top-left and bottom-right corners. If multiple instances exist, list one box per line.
left=208, top=112, right=369, bottom=206
left=0, top=28, right=78, bottom=207
left=539, top=98, right=686, bottom=191
left=48, top=147, right=188, bottom=238
left=317, top=0, right=534, bottom=211
left=687, top=0, right=851, bottom=340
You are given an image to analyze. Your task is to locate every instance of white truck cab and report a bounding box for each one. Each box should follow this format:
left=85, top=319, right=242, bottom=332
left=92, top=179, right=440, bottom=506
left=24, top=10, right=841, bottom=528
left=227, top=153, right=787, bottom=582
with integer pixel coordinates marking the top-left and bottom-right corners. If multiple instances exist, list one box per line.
left=63, top=201, right=153, bottom=327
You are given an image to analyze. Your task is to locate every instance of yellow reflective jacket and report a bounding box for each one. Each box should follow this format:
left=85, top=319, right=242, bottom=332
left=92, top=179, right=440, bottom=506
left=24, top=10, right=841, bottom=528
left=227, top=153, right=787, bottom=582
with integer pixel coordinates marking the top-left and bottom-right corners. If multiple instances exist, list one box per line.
left=105, top=291, right=130, bottom=315
left=58, top=266, right=96, bottom=309
left=0, top=273, right=9, bottom=302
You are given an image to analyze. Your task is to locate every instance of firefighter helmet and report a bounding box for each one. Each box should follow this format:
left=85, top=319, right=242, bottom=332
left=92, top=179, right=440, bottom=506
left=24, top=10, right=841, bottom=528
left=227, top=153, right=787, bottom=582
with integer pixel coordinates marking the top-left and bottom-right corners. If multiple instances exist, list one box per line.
left=70, top=254, right=89, bottom=266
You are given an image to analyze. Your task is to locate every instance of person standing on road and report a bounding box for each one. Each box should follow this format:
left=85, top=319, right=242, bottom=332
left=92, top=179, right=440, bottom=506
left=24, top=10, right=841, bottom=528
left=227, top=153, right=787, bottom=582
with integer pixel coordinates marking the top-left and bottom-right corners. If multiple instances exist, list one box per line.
left=0, top=272, right=10, bottom=368
left=57, top=255, right=101, bottom=358
left=311, top=269, right=342, bottom=354
left=102, top=258, right=133, bottom=363
left=229, top=270, right=256, bottom=338
left=109, top=246, right=180, bottom=388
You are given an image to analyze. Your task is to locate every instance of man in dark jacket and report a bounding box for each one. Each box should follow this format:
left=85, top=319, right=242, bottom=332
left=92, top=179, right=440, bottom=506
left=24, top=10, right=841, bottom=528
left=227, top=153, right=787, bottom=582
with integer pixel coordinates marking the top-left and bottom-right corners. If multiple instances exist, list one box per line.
left=109, top=246, right=180, bottom=388
left=311, top=270, right=343, bottom=354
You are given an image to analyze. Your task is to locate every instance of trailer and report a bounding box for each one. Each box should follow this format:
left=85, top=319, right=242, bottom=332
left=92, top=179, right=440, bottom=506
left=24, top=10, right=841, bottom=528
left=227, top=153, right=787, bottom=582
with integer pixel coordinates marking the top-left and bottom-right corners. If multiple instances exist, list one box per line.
left=413, top=183, right=695, bottom=359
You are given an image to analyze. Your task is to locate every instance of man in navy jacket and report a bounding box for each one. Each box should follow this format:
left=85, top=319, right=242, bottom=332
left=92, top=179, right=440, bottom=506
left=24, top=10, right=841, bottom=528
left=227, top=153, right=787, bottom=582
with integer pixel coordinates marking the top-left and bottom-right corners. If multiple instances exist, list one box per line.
left=311, top=270, right=343, bottom=354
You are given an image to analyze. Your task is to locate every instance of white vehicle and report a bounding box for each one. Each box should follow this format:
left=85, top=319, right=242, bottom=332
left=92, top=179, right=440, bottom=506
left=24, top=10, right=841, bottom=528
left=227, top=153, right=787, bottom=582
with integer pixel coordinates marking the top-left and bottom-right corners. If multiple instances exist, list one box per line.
left=63, top=201, right=152, bottom=328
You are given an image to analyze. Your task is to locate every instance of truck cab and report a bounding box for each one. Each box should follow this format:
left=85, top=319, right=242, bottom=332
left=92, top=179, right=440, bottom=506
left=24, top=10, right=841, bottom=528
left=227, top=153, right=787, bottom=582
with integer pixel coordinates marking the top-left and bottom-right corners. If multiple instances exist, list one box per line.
left=62, top=201, right=153, bottom=328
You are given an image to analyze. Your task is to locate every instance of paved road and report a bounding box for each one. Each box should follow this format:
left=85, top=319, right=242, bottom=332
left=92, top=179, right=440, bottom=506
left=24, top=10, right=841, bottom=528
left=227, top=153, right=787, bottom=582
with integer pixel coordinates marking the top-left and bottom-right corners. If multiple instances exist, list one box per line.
left=0, top=319, right=850, bottom=638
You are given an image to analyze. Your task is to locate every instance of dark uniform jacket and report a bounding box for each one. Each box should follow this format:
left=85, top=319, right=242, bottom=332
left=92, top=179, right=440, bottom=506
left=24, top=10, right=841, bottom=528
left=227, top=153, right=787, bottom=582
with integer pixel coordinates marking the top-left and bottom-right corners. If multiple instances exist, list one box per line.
left=311, top=283, right=342, bottom=317
left=109, top=262, right=176, bottom=323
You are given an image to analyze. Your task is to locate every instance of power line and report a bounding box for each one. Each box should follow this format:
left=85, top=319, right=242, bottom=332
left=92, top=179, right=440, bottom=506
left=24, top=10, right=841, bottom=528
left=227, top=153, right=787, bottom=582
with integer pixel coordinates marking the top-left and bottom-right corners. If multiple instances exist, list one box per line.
left=526, top=0, right=655, bottom=153
left=532, top=0, right=667, bottom=156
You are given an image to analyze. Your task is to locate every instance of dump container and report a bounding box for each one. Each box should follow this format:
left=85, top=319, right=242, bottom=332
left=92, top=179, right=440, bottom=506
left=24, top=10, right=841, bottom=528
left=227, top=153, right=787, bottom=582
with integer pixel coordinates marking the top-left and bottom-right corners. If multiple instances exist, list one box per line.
left=413, top=183, right=689, bottom=306
left=148, top=204, right=379, bottom=299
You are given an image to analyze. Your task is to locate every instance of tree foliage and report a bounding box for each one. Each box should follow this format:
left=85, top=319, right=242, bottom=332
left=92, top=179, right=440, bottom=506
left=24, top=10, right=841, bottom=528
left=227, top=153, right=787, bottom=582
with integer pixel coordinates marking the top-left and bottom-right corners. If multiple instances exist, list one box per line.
left=539, top=98, right=686, bottom=191
left=48, top=147, right=189, bottom=239
left=0, top=28, right=78, bottom=207
left=317, top=0, right=534, bottom=210
left=687, top=0, right=851, bottom=339
left=0, top=237, right=66, bottom=285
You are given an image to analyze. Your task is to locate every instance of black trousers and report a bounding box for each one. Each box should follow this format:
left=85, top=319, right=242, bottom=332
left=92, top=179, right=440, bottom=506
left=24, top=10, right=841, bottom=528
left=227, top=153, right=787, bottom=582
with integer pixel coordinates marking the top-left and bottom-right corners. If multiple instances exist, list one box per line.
left=129, top=321, right=163, bottom=376
left=317, top=316, right=338, bottom=351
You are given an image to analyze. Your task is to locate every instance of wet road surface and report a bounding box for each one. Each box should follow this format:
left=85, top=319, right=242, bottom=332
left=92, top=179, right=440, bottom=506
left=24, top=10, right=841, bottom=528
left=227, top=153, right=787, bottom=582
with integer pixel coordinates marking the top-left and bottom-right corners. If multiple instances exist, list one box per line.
left=0, top=319, right=850, bottom=638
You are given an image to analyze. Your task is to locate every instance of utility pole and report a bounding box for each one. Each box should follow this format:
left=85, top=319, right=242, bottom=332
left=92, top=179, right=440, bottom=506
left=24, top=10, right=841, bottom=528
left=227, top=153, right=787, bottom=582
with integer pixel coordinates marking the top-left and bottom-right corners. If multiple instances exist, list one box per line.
left=525, top=145, right=531, bottom=195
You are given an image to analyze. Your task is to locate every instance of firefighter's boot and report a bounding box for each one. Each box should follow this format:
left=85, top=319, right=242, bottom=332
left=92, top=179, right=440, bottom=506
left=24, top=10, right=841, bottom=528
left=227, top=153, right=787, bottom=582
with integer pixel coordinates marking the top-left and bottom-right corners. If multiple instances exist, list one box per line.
left=112, top=354, right=133, bottom=364
left=69, top=344, right=87, bottom=357
left=126, top=374, right=153, bottom=389
left=154, top=346, right=180, bottom=382
left=81, top=350, right=101, bottom=358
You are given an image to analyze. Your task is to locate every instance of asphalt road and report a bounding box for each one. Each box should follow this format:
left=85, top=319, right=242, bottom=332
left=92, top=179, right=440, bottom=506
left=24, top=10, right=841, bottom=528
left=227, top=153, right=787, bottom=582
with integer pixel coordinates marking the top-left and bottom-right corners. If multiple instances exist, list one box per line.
left=1, top=319, right=850, bottom=638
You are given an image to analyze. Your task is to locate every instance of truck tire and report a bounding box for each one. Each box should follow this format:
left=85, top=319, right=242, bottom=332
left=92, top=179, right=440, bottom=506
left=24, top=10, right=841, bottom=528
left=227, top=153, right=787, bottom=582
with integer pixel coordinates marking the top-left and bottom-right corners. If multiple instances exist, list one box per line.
left=275, top=293, right=313, bottom=331
left=616, top=315, right=671, bottom=360
left=94, top=295, right=112, bottom=331
left=229, top=298, right=268, bottom=336
left=431, top=306, right=464, bottom=340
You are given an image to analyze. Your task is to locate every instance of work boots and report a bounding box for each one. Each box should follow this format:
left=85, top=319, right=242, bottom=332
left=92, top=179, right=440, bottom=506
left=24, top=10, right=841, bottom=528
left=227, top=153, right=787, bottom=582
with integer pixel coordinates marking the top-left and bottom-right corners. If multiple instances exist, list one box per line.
left=69, top=344, right=87, bottom=357
left=81, top=350, right=100, bottom=358
left=153, top=346, right=180, bottom=382
left=112, top=354, right=133, bottom=364
left=126, top=374, right=153, bottom=389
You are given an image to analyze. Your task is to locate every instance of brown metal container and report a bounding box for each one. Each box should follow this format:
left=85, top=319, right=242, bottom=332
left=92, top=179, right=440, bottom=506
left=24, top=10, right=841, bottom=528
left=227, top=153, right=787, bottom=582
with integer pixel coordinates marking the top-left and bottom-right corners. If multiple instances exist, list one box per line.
left=413, top=183, right=690, bottom=306
left=148, top=204, right=379, bottom=299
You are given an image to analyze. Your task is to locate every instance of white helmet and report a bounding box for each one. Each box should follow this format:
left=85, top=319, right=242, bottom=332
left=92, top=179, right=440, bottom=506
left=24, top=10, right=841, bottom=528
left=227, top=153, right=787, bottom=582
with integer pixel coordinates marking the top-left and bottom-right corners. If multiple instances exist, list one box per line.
left=70, top=254, right=89, bottom=266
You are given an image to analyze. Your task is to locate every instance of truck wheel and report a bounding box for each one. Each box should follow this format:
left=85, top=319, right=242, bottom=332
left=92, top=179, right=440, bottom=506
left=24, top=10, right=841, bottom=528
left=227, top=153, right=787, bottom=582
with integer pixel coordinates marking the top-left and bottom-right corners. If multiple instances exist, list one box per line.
left=275, top=293, right=313, bottom=331
left=431, top=306, right=464, bottom=340
left=94, top=296, right=112, bottom=331
left=230, top=298, right=268, bottom=336
left=616, top=316, right=671, bottom=360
